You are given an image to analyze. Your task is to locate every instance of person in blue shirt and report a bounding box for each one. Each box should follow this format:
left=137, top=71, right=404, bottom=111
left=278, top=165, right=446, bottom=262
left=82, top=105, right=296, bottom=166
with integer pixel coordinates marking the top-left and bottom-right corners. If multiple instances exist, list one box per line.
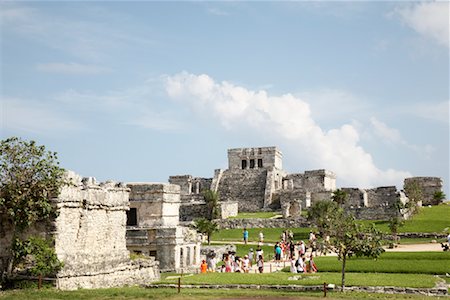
left=243, top=228, right=249, bottom=245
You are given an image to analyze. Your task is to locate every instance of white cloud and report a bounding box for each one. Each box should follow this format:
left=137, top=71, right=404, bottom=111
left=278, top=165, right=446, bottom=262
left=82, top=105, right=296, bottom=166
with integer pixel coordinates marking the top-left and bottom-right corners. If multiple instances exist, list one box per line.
left=395, top=2, right=449, bottom=48
left=36, top=62, right=112, bottom=75
left=405, top=100, right=449, bottom=124
left=370, top=117, right=435, bottom=158
left=1, top=97, right=83, bottom=134
left=165, top=72, right=411, bottom=188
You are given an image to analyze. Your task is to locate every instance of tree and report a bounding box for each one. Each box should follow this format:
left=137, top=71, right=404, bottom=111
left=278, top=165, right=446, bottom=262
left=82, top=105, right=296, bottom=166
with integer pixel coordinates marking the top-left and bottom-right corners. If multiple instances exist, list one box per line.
left=203, top=189, right=220, bottom=220
left=0, top=137, right=65, bottom=279
left=432, top=191, right=446, bottom=205
left=388, top=216, right=404, bottom=247
left=307, top=200, right=339, bottom=236
left=193, top=218, right=218, bottom=245
left=404, top=181, right=422, bottom=215
left=309, top=203, right=385, bottom=291
left=332, top=189, right=348, bottom=207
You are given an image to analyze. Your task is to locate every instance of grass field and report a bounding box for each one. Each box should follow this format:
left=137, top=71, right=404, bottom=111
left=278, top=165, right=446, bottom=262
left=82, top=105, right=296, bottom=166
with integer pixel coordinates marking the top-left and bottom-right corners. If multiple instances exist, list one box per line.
left=0, top=287, right=443, bottom=300
left=314, top=252, right=450, bottom=275
left=158, top=271, right=440, bottom=288
left=358, top=203, right=450, bottom=234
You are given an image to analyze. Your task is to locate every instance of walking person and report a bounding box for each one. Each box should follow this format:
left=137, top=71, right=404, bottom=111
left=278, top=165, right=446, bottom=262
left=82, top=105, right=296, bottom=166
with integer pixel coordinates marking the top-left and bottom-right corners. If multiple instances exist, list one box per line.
left=257, top=255, right=264, bottom=273
left=243, top=228, right=249, bottom=245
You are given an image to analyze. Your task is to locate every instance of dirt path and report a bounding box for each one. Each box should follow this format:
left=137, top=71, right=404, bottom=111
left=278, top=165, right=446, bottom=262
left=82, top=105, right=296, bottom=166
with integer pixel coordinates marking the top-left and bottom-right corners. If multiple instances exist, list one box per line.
left=384, top=242, right=443, bottom=252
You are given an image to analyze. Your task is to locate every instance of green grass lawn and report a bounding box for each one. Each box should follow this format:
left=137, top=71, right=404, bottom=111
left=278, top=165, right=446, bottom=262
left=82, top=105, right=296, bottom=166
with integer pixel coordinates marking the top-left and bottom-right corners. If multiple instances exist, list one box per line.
left=158, top=271, right=440, bottom=288
left=0, top=287, right=442, bottom=300
left=314, top=252, right=450, bottom=275
left=358, top=203, right=450, bottom=234
left=228, top=211, right=281, bottom=219
left=211, top=227, right=311, bottom=243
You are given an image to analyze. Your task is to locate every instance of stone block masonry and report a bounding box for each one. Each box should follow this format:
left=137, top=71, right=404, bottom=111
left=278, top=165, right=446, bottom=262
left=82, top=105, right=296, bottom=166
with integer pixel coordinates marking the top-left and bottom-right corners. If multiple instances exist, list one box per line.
left=53, top=172, right=159, bottom=290
left=404, top=177, right=444, bottom=205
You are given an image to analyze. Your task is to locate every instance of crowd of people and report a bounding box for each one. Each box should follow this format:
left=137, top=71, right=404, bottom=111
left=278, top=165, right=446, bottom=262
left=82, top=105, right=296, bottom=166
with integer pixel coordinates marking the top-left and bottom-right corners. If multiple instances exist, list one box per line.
left=200, top=229, right=320, bottom=274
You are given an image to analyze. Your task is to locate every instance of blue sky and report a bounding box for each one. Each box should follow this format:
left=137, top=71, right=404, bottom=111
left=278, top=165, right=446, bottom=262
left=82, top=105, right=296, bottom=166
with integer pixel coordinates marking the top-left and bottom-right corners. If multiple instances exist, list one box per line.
left=1, top=1, right=449, bottom=195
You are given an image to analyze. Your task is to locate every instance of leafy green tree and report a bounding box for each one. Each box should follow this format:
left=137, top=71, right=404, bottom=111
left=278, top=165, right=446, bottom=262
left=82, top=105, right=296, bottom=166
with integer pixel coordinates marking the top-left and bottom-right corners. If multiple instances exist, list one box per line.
left=388, top=216, right=404, bottom=246
left=332, top=189, right=348, bottom=206
left=13, top=236, right=63, bottom=277
left=203, top=189, right=220, bottom=220
left=432, top=191, right=446, bottom=205
left=0, top=137, right=65, bottom=279
left=193, top=218, right=218, bottom=245
left=307, top=200, right=339, bottom=236
left=312, top=206, right=385, bottom=291
left=404, top=181, right=422, bottom=215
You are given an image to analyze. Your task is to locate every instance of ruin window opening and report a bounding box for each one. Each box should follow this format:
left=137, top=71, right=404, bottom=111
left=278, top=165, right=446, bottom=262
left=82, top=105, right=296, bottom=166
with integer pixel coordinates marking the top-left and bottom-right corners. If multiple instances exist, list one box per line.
left=126, top=208, right=137, bottom=226
left=241, top=160, right=247, bottom=169
left=250, top=159, right=255, bottom=169
left=257, top=159, right=263, bottom=168
left=149, top=250, right=157, bottom=258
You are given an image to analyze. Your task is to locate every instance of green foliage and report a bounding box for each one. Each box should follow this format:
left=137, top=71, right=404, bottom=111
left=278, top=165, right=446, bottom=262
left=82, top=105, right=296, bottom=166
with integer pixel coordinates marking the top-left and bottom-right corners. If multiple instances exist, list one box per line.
left=307, top=200, right=339, bottom=235
left=194, top=218, right=218, bottom=245
left=0, top=137, right=65, bottom=231
left=13, top=236, right=63, bottom=277
left=0, top=137, right=65, bottom=278
left=203, top=189, right=220, bottom=220
left=404, top=181, right=422, bottom=215
left=331, top=189, right=348, bottom=206
left=432, top=191, right=446, bottom=205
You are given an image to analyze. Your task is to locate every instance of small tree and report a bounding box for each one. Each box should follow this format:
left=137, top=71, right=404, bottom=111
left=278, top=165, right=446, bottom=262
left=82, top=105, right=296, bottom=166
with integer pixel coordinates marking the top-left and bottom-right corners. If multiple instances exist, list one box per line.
left=193, top=218, right=218, bottom=245
left=432, top=191, right=446, bottom=205
left=0, top=137, right=65, bottom=279
left=404, top=181, right=422, bottom=215
left=332, top=189, right=348, bottom=207
left=203, top=189, right=220, bottom=220
left=307, top=200, right=339, bottom=236
left=388, top=216, right=404, bottom=246
left=316, top=207, right=385, bottom=291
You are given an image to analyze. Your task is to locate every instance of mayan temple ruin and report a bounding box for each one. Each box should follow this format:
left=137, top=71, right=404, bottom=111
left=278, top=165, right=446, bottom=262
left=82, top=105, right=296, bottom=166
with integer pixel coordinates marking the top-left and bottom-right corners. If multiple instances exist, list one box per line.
left=0, top=146, right=444, bottom=290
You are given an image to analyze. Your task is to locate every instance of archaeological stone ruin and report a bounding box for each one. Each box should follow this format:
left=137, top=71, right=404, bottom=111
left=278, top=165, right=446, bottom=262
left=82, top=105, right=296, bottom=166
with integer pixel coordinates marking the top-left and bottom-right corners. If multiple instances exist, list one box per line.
left=0, top=145, right=444, bottom=290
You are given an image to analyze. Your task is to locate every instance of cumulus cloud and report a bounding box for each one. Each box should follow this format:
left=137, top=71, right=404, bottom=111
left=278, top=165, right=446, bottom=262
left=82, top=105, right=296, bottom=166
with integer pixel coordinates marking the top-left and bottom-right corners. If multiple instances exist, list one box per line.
left=165, top=72, right=411, bottom=188
left=370, top=117, right=435, bottom=158
left=395, top=2, right=449, bottom=48
left=36, top=62, right=112, bottom=75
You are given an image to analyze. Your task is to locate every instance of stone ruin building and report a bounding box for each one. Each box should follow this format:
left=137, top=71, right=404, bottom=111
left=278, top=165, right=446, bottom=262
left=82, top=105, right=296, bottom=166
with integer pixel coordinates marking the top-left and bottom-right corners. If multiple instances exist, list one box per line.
left=0, top=172, right=159, bottom=290
left=404, top=177, right=444, bottom=206
left=125, top=183, right=201, bottom=272
left=170, top=146, right=444, bottom=221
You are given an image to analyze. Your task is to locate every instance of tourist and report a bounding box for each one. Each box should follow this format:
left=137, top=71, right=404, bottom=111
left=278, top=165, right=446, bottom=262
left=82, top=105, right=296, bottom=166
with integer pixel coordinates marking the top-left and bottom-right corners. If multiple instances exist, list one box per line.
left=242, top=255, right=250, bottom=273
left=220, top=264, right=226, bottom=273
left=259, top=231, right=264, bottom=244
left=207, top=253, right=217, bottom=272
left=248, top=248, right=254, bottom=266
left=257, top=255, right=264, bottom=273
left=299, top=240, right=306, bottom=256
left=234, top=256, right=242, bottom=273
left=274, top=243, right=282, bottom=266
left=296, top=256, right=305, bottom=273
left=256, top=246, right=264, bottom=261
left=243, top=228, right=249, bottom=245
left=309, top=254, right=318, bottom=273
left=224, top=254, right=232, bottom=272
left=290, top=257, right=297, bottom=273
left=289, top=241, right=295, bottom=259
left=200, top=259, right=207, bottom=273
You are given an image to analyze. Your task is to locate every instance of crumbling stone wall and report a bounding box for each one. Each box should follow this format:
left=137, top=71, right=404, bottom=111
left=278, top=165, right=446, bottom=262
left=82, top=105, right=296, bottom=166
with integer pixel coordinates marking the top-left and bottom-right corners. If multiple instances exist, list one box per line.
left=54, top=173, right=159, bottom=290
left=404, top=177, right=444, bottom=205
left=126, top=183, right=201, bottom=272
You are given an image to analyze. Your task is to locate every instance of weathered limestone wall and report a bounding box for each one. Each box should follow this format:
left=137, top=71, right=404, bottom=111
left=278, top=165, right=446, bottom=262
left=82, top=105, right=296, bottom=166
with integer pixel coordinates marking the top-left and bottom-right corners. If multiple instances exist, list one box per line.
left=283, top=170, right=336, bottom=192
left=169, top=175, right=212, bottom=197
left=227, top=147, right=282, bottom=170
left=127, top=183, right=180, bottom=228
left=54, top=173, right=159, bottom=290
left=216, top=218, right=309, bottom=229
left=220, top=201, right=239, bottom=219
left=216, top=169, right=268, bottom=212
left=179, top=202, right=208, bottom=222
left=366, top=186, right=399, bottom=207
left=404, top=177, right=444, bottom=205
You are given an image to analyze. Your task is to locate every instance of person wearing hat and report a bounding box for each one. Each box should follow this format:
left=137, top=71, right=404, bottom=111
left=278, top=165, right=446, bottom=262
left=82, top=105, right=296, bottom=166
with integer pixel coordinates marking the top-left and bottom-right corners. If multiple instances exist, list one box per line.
left=248, top=248, right=254, bottom=267
left=242, top=255, right=250, bottom=273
